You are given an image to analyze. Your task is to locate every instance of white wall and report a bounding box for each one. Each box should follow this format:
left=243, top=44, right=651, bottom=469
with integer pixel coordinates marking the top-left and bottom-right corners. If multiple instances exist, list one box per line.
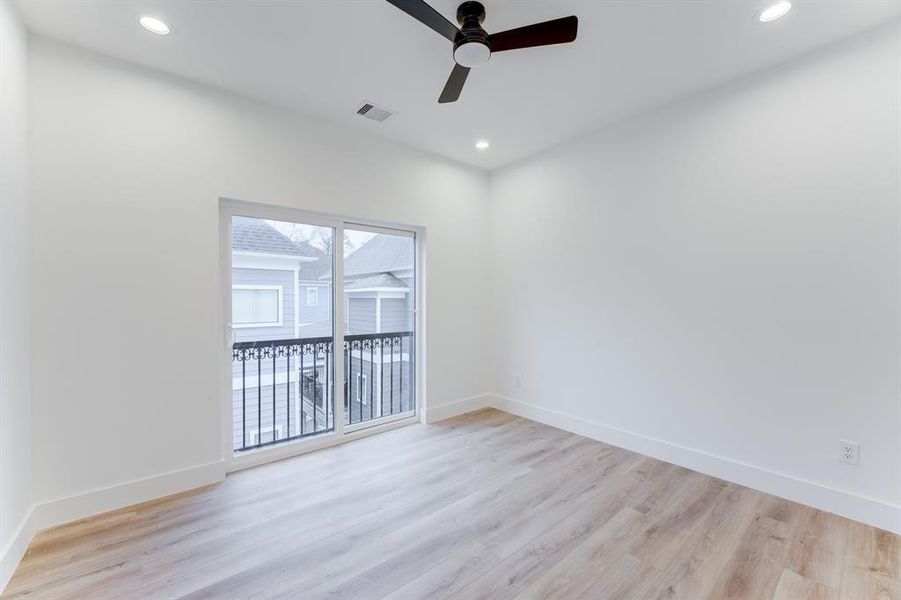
left=488, top=22, right=901, bottom=532
left=16, top=12, right=901, bottom=559
left=27, top=38, right=490, bottom=515
left=0, top=0, right=33, bottom=587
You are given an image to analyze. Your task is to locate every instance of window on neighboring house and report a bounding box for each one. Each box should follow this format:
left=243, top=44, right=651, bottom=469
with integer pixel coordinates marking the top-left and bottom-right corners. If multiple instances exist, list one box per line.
left=249, top=425, right=283, bottom=446
left=232, top=286, right=282, bottom=327
left=307, top=287, right=319, bottom=307
left=357, top=373, right=368, bottom=405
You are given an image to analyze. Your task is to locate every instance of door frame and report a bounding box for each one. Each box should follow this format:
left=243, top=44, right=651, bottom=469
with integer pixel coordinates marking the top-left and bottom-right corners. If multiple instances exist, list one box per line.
left=219, top=198, right=426, bottom=473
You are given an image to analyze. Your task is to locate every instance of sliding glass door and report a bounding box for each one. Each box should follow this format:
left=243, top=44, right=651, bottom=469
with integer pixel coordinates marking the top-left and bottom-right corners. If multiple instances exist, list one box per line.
left=343, top=226, right=416, bottom=429
left=230, top=216, right=335, bottom=452
left=225, top=207, right=418, bottom=457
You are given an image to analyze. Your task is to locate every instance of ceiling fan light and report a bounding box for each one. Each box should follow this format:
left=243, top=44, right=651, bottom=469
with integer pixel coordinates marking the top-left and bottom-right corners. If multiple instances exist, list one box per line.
left=454, top=41, right=490, bottom=68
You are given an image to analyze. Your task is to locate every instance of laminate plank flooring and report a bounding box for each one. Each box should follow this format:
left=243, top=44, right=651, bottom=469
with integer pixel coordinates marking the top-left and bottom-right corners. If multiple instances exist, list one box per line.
left=4, top=409, right=898, bottom=599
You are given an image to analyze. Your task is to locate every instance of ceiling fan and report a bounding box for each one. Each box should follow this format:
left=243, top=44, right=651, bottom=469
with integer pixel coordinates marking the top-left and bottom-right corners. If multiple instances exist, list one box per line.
left=385, top=0, right=578, bottom=103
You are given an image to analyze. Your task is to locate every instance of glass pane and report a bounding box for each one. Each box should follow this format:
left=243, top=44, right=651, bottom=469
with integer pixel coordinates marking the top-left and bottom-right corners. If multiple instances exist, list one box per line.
left=231, top=215, right=334, bottom=452
left=342, top=229, right=415, bottom=426
left=232, top=289, right=253, bottom=324
left=253, top=289, right=279, bottom=323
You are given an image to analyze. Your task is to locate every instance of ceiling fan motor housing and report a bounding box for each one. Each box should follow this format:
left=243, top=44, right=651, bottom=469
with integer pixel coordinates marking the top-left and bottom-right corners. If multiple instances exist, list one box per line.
left=456, top=1, right=486, bottom=26
left=453, top=1, right=490, bottom=67
left=385, top=0, right=579, bottom=103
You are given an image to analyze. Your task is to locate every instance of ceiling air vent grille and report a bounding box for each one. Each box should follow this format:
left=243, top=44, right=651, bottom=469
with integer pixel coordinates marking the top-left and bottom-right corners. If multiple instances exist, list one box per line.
left=356, top=102, right=393, bottom=122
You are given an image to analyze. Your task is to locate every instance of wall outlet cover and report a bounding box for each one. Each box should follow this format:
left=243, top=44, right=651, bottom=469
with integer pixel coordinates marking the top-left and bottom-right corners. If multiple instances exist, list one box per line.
left=839, top=440, right=859, bottom=465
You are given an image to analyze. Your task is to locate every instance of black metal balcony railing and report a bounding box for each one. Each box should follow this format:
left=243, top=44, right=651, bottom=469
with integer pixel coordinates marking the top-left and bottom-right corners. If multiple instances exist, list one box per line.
left=344, top=331, right=415, bottom=427
left=232, top=331, right=414, bottom=452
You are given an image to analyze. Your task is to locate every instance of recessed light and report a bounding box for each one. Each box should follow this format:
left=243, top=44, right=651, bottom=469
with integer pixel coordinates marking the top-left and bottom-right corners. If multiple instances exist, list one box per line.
left=140, top=15, right=170, bottom=35
left=757, top=1, right=792, bottom=23
left=475, top=140, right=490, bottom=151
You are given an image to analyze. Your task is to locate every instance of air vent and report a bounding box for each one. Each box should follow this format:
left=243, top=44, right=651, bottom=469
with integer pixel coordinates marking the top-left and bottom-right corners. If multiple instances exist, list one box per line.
left=356, top=102, right=393, bottom=122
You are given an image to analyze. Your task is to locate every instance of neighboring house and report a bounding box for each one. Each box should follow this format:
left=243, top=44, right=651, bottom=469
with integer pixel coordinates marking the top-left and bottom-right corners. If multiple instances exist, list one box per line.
left=341, top=234, right=415, bottom=335
left=231, top=217, right=331, bottom=448
left=338, top=235, right=415, bottom=424
left=296, top=248, right=332, bottom=338
left=231, top=218, right=414, bottom=451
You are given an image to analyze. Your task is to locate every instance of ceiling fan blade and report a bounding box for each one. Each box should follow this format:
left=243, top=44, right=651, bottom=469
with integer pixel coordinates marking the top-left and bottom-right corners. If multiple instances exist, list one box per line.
left=488, top=15, right=578, bottom=53
left=438, top=64, right=470, bottom=103
left=385, top=0, right=460, bottom=43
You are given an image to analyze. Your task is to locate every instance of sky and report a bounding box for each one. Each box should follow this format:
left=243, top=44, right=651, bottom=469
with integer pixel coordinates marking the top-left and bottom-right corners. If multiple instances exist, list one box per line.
left=267, top=219, right=375, bottom=256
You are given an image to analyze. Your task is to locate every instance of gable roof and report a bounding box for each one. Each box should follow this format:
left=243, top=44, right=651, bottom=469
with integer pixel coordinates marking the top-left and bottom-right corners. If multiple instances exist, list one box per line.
left=299, top=254, right=332, bottom=280
left=231, top=216, right=320, bottom=258
left=343, top=234, right=413, bottom=278
left=345, top=273, right=408, bottom=291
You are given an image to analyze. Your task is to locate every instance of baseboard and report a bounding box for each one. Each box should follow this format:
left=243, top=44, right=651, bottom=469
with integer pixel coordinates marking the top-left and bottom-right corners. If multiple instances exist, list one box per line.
left=0, top=391, right=494, bottom=592
left=31, top=459, right=226, bottom=533
left=424, top=393, right=494, bottom=424
left=0, top=459, right=226, bottom=595
left=5, top=394, right=895, bottom=595
left=0, top=506, right=37, bottom=594
left=487, top=394, right=901, bottom=534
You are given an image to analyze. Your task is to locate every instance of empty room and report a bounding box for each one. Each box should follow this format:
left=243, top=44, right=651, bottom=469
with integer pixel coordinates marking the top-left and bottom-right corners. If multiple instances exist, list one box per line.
left=1, top=0, right=899, bottom=598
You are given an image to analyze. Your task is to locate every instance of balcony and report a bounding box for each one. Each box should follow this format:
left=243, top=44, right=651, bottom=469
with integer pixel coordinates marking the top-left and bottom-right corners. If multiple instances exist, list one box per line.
left=232, top=331, right=414, bottom=452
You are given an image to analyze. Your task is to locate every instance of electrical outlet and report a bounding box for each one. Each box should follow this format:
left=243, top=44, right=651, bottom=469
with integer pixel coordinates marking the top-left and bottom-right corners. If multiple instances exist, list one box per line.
left=514, top=374, right=522, bottom=389
left=839, top=440, right=859, bottom=465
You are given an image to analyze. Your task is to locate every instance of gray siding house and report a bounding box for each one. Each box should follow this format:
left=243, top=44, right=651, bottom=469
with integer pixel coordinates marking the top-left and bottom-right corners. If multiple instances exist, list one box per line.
left=339, top=235, right=415, bottom=423
left=231, top=217, right=330, bottom=449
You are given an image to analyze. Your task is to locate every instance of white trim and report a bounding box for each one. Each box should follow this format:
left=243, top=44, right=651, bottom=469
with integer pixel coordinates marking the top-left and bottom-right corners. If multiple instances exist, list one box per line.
left=29, top=460, right=226, bottom=530
left=232, top=369, right=297, bottom=390
left=345, top=289, right=407, bottom=297
left=229, top=365, right=326, bottom=399
left=220, top=199, right=424, bottom=470
left=0, top=507, right=36, bottom=594
left=306, top=287, right=319, bottom=307
left=334, top=220, right=346, bottom=439
left=344, top=222, right=415, bottom=238
left=357, top=372, right=369, bottom=404
left=233, top=254, right=309, bottom=271
left=424, top=394, right=494, bottom=424
left=342, top=267, right=414, bottom=281
left=0, top=457, right=227, bottom=595
left=233, top=249, right=317, bottom=262
left=231, top=284, right=284, bottom=328
left=345, top=410, right=416, bottom=433
left=6, top=392, right=895, bottom=597
left=228, top=415, right=419, bottom=472
left=350, top=350, right=410, bottom=363
left=293, top=266, right=300, bottom=338
left=414, top=226, right=425, bottom=425
left=220, top=209, right=234, bottom=466
left=487, top=395, right=901, bottom=535
left=221, top=198, right=422, bottom=232
left=249, top=425, right=285, bottom=447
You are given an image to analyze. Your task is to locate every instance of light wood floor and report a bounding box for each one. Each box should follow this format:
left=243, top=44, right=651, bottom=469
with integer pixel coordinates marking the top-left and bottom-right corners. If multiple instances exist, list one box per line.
left=4, top=409, right=899, bottom=599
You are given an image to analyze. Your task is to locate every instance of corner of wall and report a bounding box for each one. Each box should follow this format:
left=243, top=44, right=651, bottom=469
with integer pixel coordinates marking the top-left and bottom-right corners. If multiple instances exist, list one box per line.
left=0, top=0, right=34, bottom=592
left=424, top=393, right=494, bottom=424
left=0, top=508, right=35, bottom=592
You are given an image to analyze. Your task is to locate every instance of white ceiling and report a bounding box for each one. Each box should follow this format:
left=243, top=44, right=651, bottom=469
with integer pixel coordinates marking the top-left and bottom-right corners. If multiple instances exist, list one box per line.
left=17, top=0, right=901, bottom=170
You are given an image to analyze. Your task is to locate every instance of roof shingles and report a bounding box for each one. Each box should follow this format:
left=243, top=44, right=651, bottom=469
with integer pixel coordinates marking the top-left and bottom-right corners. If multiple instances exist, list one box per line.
left=343, top=234, right=413, bottom=278
left=231, top=216, right=320, bottom=258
